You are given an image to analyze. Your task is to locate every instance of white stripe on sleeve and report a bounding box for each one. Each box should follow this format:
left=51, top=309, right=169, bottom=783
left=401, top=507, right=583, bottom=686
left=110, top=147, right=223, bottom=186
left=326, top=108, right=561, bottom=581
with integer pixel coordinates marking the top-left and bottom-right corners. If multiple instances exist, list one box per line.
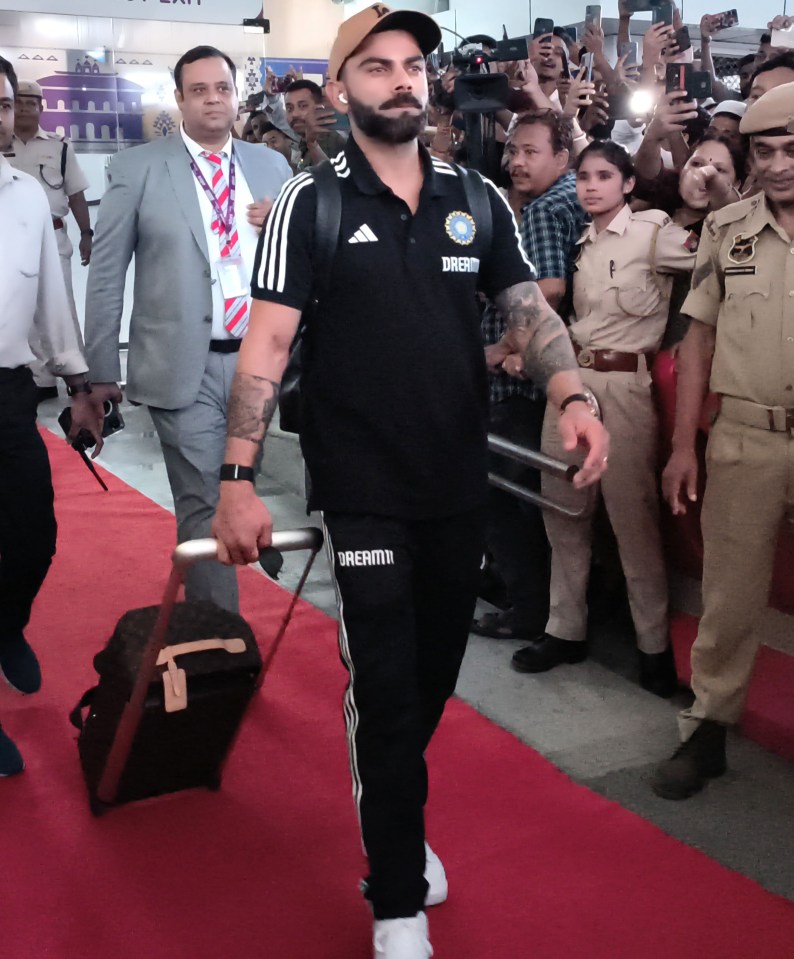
left=256, top=172, right=313, bottom=293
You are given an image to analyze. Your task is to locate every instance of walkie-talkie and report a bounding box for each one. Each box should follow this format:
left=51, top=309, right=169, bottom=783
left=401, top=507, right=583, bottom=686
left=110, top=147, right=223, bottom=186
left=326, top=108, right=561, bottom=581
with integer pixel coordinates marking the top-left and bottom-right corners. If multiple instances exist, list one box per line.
left=58, top=401, right=125, bottom=491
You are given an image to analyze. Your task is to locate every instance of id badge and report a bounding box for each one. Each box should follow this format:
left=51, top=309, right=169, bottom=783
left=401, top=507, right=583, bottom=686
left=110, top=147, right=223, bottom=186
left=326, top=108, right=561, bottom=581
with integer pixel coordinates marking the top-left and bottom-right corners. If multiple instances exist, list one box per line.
left=216, top=256, right=249, bottom=299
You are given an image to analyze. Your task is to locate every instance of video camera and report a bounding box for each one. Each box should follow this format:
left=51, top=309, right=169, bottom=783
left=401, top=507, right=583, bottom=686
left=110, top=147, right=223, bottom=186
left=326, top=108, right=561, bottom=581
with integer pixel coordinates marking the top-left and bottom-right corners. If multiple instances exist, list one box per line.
left=437, top=36, right=529, bottom=113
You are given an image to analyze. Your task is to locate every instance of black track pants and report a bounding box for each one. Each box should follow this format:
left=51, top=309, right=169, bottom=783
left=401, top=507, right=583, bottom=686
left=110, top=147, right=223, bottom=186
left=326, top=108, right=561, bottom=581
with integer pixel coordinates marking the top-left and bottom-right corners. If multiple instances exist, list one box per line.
left=0, top=367, right=57, bottom=639
left=322, top=508, right=485, bottom=920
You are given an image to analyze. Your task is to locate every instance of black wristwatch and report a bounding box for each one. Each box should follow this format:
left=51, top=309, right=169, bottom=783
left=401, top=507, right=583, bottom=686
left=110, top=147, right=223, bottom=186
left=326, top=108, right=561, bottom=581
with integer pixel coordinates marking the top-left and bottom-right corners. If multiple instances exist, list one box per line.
left=81, top=228, right=94, bottom=237
left=66, top=376, right=92, bottom=397
left=560, top=391, right=600, bottom=418
left=220, top=464, right=255, bottom=482
left=560, top=393, right=589, bottom=413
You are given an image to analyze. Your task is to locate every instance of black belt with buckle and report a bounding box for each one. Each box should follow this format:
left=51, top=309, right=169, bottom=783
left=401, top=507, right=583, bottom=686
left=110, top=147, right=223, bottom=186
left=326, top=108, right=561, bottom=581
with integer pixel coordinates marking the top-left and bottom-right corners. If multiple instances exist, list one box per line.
left=209, top=340, right=241, bottom=354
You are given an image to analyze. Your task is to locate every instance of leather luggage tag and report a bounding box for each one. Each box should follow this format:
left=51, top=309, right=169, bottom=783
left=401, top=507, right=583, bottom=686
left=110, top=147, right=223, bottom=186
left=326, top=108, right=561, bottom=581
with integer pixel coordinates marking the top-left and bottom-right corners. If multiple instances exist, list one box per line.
left=157, top=637, right=248, bottom=713
left=163, top=660, right=188, bottom=713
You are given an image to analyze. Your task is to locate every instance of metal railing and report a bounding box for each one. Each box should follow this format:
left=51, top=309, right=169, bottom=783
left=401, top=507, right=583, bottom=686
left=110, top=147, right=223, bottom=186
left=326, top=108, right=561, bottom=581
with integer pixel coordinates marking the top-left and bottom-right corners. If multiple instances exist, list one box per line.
left=487, top=434, right=591, bottom=518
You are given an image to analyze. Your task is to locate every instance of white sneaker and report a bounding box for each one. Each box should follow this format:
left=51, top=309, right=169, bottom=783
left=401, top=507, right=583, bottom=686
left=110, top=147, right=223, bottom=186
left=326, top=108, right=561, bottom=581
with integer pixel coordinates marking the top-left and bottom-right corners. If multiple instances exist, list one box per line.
left=424, top=843, right=448, bottom=907
left=373, top=912, right=433, bottom=959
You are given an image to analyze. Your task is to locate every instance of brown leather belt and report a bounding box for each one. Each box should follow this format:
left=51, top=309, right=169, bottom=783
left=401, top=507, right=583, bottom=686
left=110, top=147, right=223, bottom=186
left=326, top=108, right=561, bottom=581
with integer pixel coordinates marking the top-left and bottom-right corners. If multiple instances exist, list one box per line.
left=573, top=343, right=656, bottom=373
left=52, top=217, right=65, bottom=230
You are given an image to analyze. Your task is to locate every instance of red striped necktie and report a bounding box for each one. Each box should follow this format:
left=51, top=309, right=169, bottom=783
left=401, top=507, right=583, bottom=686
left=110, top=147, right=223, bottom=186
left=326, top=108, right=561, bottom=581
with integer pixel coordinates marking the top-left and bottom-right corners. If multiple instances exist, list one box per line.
left=201, top=151, right=249, bottom=338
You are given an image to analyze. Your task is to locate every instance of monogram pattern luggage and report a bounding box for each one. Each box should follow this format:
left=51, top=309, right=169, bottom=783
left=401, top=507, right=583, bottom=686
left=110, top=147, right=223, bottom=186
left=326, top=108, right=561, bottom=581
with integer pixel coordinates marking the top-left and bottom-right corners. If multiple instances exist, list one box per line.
left=70, top=530, right=323, bottom=814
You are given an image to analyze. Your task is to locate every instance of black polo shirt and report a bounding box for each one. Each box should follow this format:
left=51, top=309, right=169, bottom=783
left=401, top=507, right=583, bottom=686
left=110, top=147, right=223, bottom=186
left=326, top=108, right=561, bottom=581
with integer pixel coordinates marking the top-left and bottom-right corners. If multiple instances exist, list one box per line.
left=251, top=135, right=536, bottom=519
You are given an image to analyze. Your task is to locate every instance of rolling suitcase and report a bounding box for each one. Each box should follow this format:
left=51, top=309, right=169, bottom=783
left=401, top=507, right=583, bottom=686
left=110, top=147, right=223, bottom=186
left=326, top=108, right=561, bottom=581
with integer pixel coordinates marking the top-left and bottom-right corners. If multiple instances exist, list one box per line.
left=70, top=529, right=323, bottom=815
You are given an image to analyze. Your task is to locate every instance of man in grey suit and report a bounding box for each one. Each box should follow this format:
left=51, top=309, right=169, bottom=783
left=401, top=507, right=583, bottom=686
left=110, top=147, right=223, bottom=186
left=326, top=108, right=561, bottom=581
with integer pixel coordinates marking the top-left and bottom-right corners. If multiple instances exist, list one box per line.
left=83, top=46, right=292, bottom=612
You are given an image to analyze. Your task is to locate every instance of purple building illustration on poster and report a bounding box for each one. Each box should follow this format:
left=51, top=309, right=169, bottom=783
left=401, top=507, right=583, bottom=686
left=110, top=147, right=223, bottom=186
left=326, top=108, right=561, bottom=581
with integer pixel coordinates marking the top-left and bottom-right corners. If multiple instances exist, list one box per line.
left=36, top=58, right=145, bottom=149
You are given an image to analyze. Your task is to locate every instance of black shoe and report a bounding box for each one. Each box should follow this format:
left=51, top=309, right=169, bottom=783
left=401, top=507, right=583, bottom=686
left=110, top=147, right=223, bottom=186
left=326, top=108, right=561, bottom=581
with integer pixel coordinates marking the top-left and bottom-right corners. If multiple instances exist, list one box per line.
left=0, top=724, right=24, bottom=777
left=639, top=647, right=679, bottom=699
left=35, top=385, right=59, bottom=405
left=651, top=720, right=727, bottom=800
left=0, top=633, right=42, bottom=694
left=471, top=609, right=545, bottom=641
left=511, top=634, right=587, bottom=673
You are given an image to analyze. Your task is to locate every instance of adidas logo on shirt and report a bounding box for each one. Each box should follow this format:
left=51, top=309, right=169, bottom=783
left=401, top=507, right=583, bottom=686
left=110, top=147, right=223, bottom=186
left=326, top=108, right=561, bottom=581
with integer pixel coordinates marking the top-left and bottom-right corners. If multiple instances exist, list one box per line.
left=348, top=224, right=379, bottom=244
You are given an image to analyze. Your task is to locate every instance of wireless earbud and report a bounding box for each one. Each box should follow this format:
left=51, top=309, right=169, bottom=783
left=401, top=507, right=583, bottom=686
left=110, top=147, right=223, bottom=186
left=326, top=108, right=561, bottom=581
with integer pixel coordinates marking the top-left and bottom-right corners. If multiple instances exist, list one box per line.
left=339, top=94, right=348, bottom=104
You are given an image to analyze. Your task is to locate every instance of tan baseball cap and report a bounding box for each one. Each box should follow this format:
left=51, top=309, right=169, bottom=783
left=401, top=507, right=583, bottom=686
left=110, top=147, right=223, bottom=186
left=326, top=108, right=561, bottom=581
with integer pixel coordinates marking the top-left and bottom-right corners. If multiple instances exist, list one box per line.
left=328, top=3, right=442, bottom=82
left=17, top=80, right=43, bottom=99
left=740, top=82, right=794, bottom=135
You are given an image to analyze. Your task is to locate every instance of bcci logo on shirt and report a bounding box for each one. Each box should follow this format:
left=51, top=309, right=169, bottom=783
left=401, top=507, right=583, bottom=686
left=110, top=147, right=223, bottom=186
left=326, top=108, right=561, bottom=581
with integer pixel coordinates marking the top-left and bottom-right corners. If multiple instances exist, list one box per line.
left=445, top=211, right=476, bottom=246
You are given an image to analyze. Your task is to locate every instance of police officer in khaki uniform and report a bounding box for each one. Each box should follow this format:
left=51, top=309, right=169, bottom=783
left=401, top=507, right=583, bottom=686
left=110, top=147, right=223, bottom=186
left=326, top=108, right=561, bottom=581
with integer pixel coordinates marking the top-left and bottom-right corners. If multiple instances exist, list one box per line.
left=4, top=80, right=90, bottom=397
left=512, top=141, right=695, bottom=698
left=653, top=83, right=794, bottom=799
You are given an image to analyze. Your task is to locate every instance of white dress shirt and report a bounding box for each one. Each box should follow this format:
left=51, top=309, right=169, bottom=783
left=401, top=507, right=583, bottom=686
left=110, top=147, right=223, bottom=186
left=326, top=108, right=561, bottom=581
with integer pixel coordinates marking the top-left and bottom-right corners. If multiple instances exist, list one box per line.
left=0, top=155, right=86, bottom=374
left=180, top=126, right=259, bottom=340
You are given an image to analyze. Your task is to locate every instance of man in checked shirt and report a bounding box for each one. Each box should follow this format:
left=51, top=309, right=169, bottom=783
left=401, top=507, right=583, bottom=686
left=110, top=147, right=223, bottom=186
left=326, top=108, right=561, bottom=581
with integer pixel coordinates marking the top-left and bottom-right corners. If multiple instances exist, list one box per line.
left=474, top=111, right=588, bottom=642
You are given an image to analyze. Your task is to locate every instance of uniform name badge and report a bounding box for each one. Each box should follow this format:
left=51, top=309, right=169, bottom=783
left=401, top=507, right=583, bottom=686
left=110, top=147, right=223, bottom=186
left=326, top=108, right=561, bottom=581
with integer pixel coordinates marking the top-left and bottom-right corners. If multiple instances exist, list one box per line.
left=216, top=256, right=248, bottom=299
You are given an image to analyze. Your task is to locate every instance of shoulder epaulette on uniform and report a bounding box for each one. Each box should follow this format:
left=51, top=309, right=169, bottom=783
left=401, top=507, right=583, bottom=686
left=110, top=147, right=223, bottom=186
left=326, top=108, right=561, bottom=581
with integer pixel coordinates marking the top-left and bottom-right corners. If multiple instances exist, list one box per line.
left=45, top=131, right=66, bottom=142
left=709, top=195, right=758, bottom=229
left=631, top=209, right=671, bottom=227
left=702, top=196, right=759, bottom=242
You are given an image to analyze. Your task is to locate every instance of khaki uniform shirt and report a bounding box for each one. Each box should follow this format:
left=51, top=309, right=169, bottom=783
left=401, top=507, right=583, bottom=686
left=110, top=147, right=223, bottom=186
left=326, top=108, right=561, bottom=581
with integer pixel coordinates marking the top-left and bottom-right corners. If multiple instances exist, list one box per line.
left=4, top=128, right=88, bottom=219
left=570, top=205, right=696, bottom=353
left=682, top=194, right=794, bottom=409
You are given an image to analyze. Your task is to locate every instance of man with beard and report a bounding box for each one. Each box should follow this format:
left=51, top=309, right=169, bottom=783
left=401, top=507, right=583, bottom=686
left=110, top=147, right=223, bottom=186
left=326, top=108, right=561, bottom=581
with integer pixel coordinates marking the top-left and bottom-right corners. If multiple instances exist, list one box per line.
left=211, top=6, right=608, bottom=957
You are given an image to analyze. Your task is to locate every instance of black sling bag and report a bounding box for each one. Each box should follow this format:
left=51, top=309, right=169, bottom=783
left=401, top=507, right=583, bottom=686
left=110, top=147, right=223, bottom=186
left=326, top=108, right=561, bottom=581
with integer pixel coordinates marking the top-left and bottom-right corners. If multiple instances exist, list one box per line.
left=277, top=160, right=493, bottom=435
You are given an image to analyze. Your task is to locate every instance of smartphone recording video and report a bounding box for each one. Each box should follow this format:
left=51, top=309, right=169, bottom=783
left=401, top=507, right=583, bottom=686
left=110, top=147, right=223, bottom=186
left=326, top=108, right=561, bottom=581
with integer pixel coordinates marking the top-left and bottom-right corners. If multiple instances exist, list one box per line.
left=581, top=51, right=595, bottom=83
left=652, top=2, right=674, bottom=27
left=585, top=5, right=602, bottom=30
left=619, top=40, right=639, bottom=67
left=533, top=17, right=554, bottom=38
left=665, top=63, right=712, bottom=100
left=675, top=26, right=692, bottom=53
left=713, top=9, right=739, bottom=30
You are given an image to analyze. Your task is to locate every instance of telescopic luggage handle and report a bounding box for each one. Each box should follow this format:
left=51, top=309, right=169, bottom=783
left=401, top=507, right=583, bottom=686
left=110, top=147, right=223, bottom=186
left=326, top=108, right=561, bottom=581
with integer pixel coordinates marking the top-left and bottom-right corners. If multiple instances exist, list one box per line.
left=95, top=528, right=324, bottom=805
left=172, top=528, right=324, bottom=568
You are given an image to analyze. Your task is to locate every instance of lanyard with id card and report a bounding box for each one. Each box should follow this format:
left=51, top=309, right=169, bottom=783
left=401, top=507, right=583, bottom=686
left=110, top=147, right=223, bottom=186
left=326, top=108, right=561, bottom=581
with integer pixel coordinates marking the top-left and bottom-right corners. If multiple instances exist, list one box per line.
left=188, top=150, right=248, bottom=299
left=216, top=256, right=249, bottom=299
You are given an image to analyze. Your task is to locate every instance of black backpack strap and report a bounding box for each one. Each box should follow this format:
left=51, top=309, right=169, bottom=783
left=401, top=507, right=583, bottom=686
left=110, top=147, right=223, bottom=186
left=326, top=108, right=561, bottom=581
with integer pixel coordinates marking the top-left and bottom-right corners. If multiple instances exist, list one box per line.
left=310, top=159, right=343, bottom=308
left=277, top=160, right=342, bottom=437
left=454, top=164, right=493, bottom=256
left=60, top=140, right=68, bottom=178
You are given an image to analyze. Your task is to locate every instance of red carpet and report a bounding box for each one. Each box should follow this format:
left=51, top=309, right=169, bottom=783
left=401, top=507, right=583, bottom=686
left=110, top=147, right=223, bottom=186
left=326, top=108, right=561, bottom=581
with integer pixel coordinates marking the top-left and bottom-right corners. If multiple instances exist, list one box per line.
left=3, top=431, right=794, bottom=959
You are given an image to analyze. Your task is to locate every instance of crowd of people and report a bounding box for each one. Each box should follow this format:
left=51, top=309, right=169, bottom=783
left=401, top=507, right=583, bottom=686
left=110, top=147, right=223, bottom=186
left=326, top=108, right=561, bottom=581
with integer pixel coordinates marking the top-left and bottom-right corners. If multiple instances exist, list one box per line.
left=2, top=3, right=793, bottom=956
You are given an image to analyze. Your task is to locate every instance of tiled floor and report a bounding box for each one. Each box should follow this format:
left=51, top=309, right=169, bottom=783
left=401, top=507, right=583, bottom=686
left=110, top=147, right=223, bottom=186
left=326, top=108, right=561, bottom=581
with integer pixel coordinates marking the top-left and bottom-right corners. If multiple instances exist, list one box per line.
left=38, top=391, right=794, bottom=901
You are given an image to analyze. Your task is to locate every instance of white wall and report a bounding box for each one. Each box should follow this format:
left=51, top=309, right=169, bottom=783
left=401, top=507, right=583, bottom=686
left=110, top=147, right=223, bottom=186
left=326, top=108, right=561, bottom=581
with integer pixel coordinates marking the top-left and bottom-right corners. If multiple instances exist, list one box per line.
left=265, top=0, right=343, bottom=60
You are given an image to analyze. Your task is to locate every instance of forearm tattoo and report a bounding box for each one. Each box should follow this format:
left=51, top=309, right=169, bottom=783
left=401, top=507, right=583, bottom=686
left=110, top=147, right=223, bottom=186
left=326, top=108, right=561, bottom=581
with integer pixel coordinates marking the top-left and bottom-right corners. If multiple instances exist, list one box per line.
left=495, top=281, right=578, bottom=388
left=227, top=372, right=281, bottom=445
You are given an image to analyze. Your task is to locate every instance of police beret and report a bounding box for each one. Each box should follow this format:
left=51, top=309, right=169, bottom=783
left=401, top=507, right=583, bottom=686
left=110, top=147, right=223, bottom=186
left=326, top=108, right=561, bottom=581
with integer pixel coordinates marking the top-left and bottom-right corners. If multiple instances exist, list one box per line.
left=740, top=82, right=794, bottom=136
left=16, top=79, right=43, bottom=99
